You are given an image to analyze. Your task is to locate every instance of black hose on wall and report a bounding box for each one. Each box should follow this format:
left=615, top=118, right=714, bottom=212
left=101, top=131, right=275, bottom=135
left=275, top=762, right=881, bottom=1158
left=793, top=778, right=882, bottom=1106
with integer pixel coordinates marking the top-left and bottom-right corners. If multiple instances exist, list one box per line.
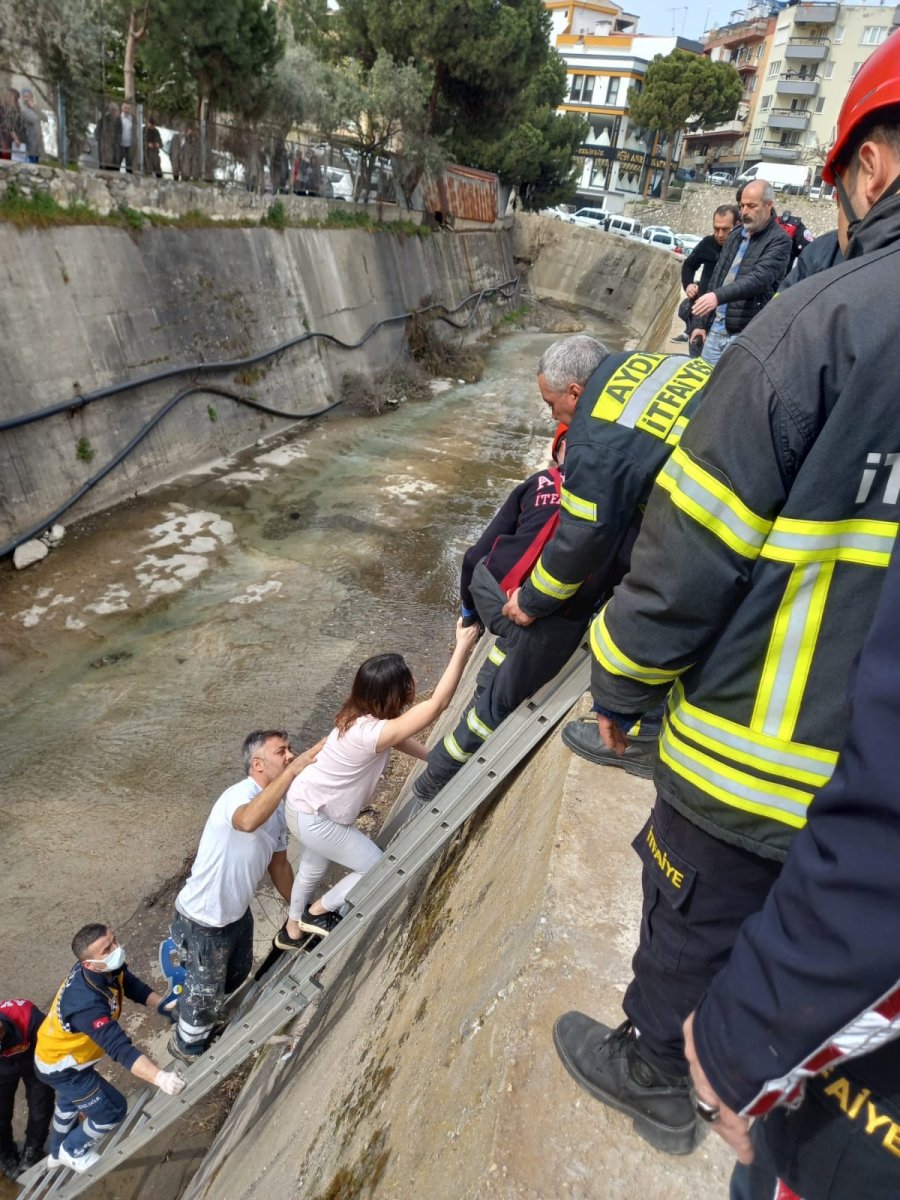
left=1, top=278, right=520, bottom=559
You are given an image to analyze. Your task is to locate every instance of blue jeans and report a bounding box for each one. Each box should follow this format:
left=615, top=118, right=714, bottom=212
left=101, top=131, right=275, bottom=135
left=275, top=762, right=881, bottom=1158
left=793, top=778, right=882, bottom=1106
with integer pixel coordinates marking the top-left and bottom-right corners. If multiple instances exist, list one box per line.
left=700, top=328, right=734, bottom=366
left=41, top=1067, right=126, bottom=1158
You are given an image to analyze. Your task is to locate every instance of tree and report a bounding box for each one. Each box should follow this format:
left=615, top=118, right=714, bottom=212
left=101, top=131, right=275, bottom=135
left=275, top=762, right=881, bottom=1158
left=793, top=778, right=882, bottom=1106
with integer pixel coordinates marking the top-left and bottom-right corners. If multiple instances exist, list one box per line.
left=142, top=0, right=283, bottom=120
left=462, top=56, right=586, bottom=210
left=332, top=0, right=552, bottom=147
left=628, top=50, right=742, bottom=198
left=320, top=51, right=444, bottom=202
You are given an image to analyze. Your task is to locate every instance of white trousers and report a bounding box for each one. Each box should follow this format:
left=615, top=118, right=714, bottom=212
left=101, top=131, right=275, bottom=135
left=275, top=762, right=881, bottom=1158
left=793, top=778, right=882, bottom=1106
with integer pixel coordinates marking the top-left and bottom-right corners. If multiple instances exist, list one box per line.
left=286, top=807, right=383, bottom=920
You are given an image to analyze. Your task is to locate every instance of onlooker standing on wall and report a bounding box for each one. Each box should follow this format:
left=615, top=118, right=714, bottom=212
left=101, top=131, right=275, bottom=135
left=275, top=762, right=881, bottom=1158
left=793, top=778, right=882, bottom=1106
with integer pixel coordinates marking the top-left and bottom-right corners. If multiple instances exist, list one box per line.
left=117, top=101, right=135, bottom=173
left=0, top=88, right=26, bottom=160
left=691, top=180, right=791, bottom=366
left=96, top=102, right=120, bottom=171
left=144, top=117, right=163, bottom=178
left=18, top=89, right=44, bottom=163
left=672, top=204, right=739, bottom=346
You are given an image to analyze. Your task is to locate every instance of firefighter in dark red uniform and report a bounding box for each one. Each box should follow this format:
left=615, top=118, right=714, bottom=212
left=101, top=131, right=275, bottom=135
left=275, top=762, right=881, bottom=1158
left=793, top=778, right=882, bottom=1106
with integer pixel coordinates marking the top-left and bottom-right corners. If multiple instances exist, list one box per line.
left=0, top=999, right=53, bottom=1178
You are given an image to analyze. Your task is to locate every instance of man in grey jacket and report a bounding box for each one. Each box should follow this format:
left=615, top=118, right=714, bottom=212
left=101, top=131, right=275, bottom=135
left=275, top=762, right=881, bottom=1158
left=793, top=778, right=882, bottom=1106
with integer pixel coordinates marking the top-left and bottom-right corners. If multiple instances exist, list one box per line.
left=18, top=90, right=43, bottom=163
left=691, top=180, right=791, bottom=366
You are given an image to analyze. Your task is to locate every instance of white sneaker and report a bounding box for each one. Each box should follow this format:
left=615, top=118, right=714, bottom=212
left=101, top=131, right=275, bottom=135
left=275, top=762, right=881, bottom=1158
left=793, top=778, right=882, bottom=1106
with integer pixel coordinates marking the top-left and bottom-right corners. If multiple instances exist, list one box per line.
left=53, top=1145, right=101, bottom=1173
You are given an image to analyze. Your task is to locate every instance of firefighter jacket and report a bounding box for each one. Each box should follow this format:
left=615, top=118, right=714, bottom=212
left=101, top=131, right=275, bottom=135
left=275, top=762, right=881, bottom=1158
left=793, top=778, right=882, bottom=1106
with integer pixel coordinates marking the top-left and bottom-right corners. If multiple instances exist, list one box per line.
left=460, top=465, right=563, bottom=615
left=517, top=352, right=714, bottom=622
left=591, top=194, right=900, bottom=863
left=35, top=962, right=152, bottom=1078
left=694, top=535, right=900, bottom=1119
left=697, top=214, right=790, bottom=335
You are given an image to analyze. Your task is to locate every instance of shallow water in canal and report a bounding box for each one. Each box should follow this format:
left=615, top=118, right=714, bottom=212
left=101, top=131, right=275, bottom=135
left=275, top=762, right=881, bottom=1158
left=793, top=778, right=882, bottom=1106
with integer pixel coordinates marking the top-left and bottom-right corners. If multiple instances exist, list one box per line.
left=0, top=319, right=628, bottom=1005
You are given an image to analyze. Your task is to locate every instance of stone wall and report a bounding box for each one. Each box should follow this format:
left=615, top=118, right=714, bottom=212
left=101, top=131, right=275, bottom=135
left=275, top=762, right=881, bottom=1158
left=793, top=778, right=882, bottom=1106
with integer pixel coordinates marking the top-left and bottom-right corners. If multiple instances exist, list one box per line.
left=625, top=181, right=837, bottom=239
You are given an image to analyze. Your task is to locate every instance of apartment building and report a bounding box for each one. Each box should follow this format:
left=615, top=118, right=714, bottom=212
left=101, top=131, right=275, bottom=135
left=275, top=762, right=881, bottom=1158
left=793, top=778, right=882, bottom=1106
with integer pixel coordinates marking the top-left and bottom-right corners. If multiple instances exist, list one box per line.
left=684, top=2, right=900, bottom=185
left=681, top=8, right=776, bottom=179
left=545, top=0, right=702, bottom=212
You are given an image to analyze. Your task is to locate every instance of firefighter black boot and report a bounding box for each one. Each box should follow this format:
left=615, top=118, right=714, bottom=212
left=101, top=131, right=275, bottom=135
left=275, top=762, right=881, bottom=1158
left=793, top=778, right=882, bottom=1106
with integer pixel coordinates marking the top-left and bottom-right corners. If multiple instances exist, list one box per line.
left=553, top=1014, right=698, bottom=1155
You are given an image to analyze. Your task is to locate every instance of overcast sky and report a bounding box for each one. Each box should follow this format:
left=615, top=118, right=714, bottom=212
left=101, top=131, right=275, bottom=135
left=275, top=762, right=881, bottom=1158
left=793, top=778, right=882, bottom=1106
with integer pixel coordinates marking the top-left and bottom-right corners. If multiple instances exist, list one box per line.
left=625, top=0, right=760, bottom=42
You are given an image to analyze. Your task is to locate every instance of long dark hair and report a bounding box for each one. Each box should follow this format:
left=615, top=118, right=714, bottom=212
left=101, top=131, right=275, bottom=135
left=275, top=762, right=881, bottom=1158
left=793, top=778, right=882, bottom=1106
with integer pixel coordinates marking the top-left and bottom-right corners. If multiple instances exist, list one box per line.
left=334, top=653, right=415, bottom=734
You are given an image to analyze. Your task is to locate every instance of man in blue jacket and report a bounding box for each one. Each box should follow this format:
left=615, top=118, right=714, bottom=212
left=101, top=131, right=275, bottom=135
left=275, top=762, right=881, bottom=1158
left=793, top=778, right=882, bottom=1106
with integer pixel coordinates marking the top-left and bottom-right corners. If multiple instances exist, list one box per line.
left=35, top=925, right=184, bottom=1173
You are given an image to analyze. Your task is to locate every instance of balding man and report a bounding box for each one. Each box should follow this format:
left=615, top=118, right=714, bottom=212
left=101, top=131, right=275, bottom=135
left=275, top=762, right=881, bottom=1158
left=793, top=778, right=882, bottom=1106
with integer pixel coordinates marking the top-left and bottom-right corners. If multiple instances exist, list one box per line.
left=691, top=179, right=791, bottom=366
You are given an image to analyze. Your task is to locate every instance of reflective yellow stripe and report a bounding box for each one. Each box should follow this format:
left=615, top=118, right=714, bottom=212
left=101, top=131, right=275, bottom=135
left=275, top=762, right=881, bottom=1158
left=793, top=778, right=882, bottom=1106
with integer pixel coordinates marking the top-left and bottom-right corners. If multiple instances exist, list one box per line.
left=666, top=416, right=690, bottom=446
left=590, top=606, right=684, bottom=685
left=466, top=708, right=493, bottom=741
left=656, top=446, right=773, bottom=559
left=668, top=682, right=837, bottom=790
left=760, top=516, right=899, bottom=567
left=752, top=561, right=834, bottom=739
left=633, top=357, right=711, bottom=442
left=488, top=645, right=507, bottom=667
left=530, top=556, right=580, bottom=600
left=660, top=721, right=812, bottom=829
left=443, top=733, right=471, bottom=763
left=560, top=486, right=598, bottom=522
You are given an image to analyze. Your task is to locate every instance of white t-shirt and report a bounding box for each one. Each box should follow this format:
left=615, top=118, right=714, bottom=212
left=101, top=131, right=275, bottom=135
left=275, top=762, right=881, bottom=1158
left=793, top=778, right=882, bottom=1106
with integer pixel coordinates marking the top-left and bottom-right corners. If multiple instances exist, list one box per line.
left=286, top=716, right=389, bottom=825
left=176, top=776, right=288, bottom=927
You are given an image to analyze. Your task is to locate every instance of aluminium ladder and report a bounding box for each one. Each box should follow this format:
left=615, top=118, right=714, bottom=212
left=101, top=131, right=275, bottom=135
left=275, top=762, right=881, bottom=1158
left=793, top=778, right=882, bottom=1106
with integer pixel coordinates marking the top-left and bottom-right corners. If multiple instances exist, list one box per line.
left=17, top=643, right=591, bottom=1200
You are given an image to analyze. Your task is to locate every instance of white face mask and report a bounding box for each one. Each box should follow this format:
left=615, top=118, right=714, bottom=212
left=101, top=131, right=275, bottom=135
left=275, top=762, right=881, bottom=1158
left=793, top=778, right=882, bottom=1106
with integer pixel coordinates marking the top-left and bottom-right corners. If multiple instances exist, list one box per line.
left=90, top=945, right=126, bottom=973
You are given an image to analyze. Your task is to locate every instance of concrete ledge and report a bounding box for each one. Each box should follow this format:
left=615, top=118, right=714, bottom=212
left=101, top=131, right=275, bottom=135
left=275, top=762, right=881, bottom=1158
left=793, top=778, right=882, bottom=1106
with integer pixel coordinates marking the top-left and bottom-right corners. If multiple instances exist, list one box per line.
left=185, top=696, right=732, bottom=1200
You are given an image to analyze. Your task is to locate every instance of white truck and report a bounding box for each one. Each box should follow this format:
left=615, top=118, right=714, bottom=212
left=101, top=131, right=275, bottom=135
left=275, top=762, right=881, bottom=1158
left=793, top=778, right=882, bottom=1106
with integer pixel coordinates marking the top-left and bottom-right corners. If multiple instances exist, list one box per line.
left=735, top=161, right=811, bottom=194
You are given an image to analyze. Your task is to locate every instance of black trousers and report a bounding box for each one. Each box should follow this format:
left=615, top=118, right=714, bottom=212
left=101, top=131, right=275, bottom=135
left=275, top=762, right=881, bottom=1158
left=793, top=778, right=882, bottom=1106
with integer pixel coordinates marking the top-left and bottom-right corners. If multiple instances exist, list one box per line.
left=624, top=794, right=782, bottom=1074
left=414, top=561, right=587, bottom=801
left=0, top=1053, right=53, bottom=1153
left=731, top=1039, right=900, bottom=1200
left=171, top=907, right=253, bottom=1051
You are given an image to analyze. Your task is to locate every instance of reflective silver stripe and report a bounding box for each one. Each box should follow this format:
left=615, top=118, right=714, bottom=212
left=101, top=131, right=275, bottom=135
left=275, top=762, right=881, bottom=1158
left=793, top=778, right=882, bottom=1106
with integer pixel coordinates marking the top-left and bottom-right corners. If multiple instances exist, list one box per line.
left=762, top=519, right=898, bottom=565
left=443, top=733, right=471, bottom=763
left=658, top=454, right=770, bottom=556
left=488, top=645, right=507, bottom=666
left=660, top=724, right=812, bottom=824
left=617, top=356, right=689, bottom=428
left=669, top=689, right=836, bottom=787
left=466, top=708, right=493, bottom=740
left=758, top=561, right=825, bottom=738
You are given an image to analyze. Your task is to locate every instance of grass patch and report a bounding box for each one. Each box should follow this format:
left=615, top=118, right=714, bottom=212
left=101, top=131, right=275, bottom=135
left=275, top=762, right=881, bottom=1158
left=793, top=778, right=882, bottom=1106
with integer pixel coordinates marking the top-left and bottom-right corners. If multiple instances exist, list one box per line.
left=76, top=437, right=95, bottom=464
left=260, top=199, right=288, bottom=229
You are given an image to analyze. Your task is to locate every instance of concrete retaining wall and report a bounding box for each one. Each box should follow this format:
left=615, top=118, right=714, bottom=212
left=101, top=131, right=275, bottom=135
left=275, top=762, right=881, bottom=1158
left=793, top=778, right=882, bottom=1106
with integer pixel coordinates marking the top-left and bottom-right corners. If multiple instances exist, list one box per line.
left=0, top=220, right=515, bottom=545
left=512, top=214, right=683, bottom=342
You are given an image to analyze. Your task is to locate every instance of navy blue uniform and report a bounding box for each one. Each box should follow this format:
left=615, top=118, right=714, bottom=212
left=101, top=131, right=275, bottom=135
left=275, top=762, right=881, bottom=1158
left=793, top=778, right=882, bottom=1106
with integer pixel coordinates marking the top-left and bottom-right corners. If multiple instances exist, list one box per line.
left=695, top=537, right=900, bottom=1199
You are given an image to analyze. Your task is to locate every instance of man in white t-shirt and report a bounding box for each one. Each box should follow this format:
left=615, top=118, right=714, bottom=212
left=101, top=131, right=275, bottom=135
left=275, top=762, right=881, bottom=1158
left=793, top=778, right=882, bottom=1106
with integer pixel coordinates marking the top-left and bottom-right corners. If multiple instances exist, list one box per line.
left=168, top=730, right=322, bottom=1063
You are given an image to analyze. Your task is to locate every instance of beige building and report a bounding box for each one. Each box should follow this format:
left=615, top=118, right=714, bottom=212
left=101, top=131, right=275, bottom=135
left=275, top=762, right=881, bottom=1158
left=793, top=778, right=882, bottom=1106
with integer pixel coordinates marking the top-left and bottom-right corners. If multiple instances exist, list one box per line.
left=685, top=3, right=899, bottom=187
left=545, top=0, right=702, bottom=212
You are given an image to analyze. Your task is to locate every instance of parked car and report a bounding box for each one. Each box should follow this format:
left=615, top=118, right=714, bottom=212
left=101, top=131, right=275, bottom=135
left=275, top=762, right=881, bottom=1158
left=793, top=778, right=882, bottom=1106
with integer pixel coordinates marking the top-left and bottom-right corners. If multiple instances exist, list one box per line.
left=641, top=225, right=675, bottom=241
left=567, top=207, right=610, bottom=229
left=325, top=167, right=353, bottom=200
left=708, top=171, right=734, bottom=187
left=539, top=204, right=575, bottom=219
left=677, top=233, right=703, bottom=254
left=607, top=214, right=642, bottom=238
left=642, top=228, right=682, bottom=253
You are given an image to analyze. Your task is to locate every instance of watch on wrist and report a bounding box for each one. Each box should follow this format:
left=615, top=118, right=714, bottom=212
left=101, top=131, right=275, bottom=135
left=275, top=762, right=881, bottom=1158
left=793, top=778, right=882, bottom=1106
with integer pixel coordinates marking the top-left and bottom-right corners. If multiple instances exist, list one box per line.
left=690, top=1087, right=721, bottom=1124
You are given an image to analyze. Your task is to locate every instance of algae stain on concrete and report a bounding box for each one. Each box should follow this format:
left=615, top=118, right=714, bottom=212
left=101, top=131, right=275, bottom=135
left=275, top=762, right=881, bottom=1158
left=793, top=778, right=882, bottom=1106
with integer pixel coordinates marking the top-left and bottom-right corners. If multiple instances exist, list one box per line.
left=312, top=1129, right=391, bottom=1200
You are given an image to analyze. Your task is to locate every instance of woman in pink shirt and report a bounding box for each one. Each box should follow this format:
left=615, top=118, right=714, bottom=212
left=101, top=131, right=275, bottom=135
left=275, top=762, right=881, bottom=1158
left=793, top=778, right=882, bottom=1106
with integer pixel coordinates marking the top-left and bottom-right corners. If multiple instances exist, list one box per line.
left=276, top=621, right=478, bottom=950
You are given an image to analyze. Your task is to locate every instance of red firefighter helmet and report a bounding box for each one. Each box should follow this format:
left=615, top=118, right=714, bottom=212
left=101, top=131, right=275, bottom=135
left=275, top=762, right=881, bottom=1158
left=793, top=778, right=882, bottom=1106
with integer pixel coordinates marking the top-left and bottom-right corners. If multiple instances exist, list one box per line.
left=823, top=31, right=900, bottom=184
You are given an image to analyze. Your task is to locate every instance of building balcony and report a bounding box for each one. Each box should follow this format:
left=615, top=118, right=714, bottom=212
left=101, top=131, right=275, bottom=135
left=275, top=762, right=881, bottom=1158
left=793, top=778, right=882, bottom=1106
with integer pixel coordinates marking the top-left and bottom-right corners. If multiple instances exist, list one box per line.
left=735, top=60, right=758, bottom=75
left=760, top=140, right=802, bottom=160
left=784, top=37, right=829, bottom=61
left=717, top=18, right=770, bottom=48
left=794, top=4, right=839, bottom=23
left=767, top=109, right=811, bottom=131
left=775, top=73, right=820, bottom=97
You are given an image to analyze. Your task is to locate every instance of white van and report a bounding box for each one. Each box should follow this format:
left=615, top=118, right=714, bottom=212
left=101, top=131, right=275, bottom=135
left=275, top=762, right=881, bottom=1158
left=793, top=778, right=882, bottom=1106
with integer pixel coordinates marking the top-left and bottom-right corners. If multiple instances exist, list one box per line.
left=735, top=161, right=810, bottom=194
left=607, top=215, right=642, bottom=238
